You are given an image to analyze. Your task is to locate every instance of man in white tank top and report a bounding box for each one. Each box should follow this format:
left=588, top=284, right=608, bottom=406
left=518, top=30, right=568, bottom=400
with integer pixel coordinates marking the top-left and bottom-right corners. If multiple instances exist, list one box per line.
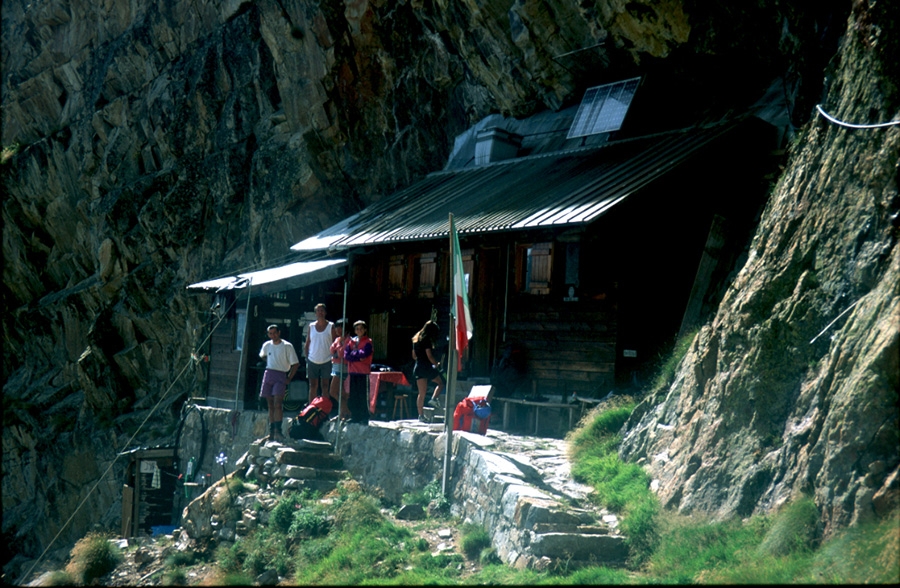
left=304, top=303, right=333, bottom=404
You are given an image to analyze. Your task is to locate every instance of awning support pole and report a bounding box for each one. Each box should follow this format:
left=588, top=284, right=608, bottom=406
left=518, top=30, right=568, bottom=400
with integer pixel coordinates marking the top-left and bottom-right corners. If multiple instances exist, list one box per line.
left=233, top=278, right=252, bottom=410
left=335, top=278, right=348, bottom=453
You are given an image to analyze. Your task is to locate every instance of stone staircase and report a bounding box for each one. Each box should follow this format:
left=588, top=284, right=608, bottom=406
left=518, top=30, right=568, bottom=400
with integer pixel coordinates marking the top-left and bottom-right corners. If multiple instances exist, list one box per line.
left=244, top=437, right=347, bottom=493
left=422, top=405, right=445, bottom=423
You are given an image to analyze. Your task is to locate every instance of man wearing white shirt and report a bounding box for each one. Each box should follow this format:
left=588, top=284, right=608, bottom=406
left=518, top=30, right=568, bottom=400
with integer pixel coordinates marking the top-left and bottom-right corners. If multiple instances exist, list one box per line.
left=259, top=324, right=299, bottom=441
left=304, top=303, right=333, bottom=404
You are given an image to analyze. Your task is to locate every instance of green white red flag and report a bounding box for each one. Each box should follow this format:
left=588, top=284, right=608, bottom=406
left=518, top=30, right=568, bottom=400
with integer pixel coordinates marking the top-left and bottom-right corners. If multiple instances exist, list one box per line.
left=450, top=216, right=472, bottom=371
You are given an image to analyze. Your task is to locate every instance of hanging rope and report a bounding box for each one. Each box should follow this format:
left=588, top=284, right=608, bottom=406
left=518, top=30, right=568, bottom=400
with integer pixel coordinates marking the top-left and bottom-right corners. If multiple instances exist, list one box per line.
left=815, top=104, right=900, bottom=129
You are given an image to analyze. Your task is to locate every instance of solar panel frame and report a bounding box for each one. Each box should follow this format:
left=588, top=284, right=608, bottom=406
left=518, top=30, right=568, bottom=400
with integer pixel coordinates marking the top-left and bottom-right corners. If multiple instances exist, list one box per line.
left=567, top=77, right=641, bottom=139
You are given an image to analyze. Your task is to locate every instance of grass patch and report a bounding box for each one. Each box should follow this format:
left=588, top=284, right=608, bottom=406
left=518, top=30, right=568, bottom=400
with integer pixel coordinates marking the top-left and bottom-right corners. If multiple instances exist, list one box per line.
left=567, top=401, right=659, bottom=564
left=647, top=511, right=767, bottom=582
left=804, top=509, right=900, bottom=584
left=460, top=522, right=492, bottom=560
left=650, top=328, right=698, bottom=391
left=756, top=496, right=820, bottom=557
left=39, top=570, right=75, bottom=586
left=64, top=532, right=122, bottom=585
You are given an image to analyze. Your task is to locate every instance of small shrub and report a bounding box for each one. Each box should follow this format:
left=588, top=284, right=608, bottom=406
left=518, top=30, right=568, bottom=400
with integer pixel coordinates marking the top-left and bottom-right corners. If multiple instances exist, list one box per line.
left=401, top=479, right=447, bottom=511
left=332, top=492, right=384, bottom=532
left=41, top=570, right=74, bottom=586
left=164, top=550, right=196, bottom=567
left=651, top=329, right=698, bottom=391
left=213, top=542, right=242, bottom=573
left=289, top=507, right=331, bottom=538
left=757, top=497, right=820, bottom=556
left=269, top=491, right=302, bottom=534
left=65, top=532, right=122, bottom=585
left=297, top=535, right=336, bottom=561
left=479, top=547, right=501, bottom=565
left=460, top=523, right=491, bottom=560
left=162, top=567, right=187, bottom=585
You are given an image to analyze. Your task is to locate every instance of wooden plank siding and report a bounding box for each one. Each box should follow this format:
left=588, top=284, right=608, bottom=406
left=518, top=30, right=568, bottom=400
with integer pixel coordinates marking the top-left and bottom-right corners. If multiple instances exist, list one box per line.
left=207, top=321, right=241, bottom=401
left=506, top=300, right=616, bottom=396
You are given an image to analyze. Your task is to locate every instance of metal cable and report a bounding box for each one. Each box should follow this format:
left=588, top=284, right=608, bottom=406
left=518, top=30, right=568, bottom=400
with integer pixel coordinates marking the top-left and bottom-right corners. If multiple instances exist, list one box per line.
left=815, top=104, right=900, bottom=129
left=21, top=296, right=239, bottom=582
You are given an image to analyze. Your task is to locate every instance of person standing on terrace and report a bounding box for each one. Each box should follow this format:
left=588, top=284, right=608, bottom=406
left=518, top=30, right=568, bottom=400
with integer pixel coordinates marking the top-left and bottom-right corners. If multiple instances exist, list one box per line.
left=304, top=303, right=333, bottom=404
left=412, top=320, right=445, bottom=422
left=258, top=324, right=299, bottom=441
left=344, top=320, right=373, bottom=424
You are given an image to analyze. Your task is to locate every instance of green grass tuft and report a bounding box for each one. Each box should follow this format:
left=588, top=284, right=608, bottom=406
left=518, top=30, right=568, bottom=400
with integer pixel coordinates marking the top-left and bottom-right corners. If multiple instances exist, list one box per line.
left=756, top=496, right=820, bottom=557
left=64, top=532, right=122, bottom=585
left=804, top=509, right=900, bottom=584
left=460, top=523, right=492, bottom=560
left=40, top=570, right=75, bottom=586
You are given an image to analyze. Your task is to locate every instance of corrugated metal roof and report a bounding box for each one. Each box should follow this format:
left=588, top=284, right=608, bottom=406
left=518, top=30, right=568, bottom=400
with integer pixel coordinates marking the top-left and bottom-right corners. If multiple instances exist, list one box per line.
left=187, top=259, right=347, bottom=291
left=291, top=120, right=740, bottom=253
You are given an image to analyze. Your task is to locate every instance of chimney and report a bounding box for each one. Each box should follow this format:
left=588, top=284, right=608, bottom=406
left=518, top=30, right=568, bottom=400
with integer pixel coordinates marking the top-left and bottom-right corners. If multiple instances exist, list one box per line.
left=474, top=127, right=522, bottom=165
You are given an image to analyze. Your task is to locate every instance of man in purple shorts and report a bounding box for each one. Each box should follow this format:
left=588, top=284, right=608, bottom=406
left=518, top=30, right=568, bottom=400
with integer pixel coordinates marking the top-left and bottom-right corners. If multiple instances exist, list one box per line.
left=259, top=324, right=300, bottom=441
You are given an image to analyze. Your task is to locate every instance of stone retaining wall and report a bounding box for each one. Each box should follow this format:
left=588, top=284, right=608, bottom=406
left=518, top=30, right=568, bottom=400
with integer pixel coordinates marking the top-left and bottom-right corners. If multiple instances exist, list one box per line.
left=177, top=407, right=626, bottom=568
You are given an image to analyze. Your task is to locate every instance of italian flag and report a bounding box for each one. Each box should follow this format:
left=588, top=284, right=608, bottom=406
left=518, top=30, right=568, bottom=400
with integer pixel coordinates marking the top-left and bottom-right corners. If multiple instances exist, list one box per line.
left=451, top=215, right=472, bottom=371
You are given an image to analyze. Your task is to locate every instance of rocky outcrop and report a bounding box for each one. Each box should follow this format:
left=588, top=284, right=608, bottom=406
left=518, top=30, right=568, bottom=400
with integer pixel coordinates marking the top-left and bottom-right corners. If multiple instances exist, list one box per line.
left=619, top=2, right=899, bottom=536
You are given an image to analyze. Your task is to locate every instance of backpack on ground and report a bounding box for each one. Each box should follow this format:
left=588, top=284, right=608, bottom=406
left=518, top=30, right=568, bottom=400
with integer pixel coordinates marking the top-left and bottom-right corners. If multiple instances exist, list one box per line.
left=289, top=395, right=334, bottom=440
left=452, top=396, right=491, bottom=435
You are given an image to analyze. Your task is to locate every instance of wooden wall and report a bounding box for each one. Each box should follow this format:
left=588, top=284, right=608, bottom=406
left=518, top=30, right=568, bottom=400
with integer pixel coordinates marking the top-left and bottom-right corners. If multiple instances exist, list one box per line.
left=506, top=299, right=616, bottom=397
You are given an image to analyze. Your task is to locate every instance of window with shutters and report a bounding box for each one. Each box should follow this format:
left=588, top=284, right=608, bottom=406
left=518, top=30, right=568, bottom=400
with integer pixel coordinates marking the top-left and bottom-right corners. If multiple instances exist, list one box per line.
left=416, top=253, right=437, bottom=298
left=516, top=242, right=552, bottom=295
left=388, top=255, right=406, bottom=299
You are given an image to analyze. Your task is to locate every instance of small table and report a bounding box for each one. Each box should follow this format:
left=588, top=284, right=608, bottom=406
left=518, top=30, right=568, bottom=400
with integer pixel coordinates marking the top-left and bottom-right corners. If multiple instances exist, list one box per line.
left=492, top=397, right=579, bottom=435
left=368, top=371, right=411, bottom=416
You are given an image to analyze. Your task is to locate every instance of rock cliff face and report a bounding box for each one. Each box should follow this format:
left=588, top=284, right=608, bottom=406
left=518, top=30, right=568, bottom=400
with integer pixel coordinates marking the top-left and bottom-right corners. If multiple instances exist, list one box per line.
left=1, top=0, right=892, bottom=569
left=619, top=1, right=899, bottom=537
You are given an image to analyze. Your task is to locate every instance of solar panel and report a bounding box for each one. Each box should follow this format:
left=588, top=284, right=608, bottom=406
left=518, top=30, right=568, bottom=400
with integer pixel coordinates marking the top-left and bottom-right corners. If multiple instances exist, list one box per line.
left=567, top=77, right=641, bottom=139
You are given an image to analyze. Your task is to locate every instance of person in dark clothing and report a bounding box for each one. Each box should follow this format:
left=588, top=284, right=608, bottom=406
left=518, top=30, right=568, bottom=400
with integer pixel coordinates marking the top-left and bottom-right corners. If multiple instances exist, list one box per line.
left=412, top=320, right=445, bottom=422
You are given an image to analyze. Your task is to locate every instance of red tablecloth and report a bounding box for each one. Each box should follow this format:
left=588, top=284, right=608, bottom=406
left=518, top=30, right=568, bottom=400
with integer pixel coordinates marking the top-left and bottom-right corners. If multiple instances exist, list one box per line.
left=368, top=371, right=410, bottom=415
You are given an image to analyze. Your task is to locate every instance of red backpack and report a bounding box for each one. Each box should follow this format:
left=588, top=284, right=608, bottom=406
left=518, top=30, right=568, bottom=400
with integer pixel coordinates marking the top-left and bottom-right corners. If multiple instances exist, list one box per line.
left=298, top=395, right=333, bottom=428
left=452, top=396, right=491, bottom=435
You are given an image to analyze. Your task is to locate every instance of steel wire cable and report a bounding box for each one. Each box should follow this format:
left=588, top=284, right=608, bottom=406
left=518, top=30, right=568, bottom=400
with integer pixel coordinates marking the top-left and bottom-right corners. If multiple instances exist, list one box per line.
left=21, top=295, right=240, bottom=582
left=815, top=104, right=900, bottom=129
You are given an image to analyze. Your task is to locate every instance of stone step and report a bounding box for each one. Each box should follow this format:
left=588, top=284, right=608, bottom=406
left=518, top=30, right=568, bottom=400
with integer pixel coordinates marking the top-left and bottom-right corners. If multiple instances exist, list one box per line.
left=423, top=407, right=445, bottom=423
left=528, top=532, right=628, bottom=564
left=276, top=448, right=344, bottom=469
left=281, top=478, right=342, bottom=493
left=532, top=522, right=609, bottom=535
left=273, top=464, right=348, bottom=481
left=286, top=438, right=334, bottom=452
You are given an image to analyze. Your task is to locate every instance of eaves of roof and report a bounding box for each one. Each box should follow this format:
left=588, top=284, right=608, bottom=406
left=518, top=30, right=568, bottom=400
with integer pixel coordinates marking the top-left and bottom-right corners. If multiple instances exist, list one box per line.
left=291, top=119, right=742, bottom=253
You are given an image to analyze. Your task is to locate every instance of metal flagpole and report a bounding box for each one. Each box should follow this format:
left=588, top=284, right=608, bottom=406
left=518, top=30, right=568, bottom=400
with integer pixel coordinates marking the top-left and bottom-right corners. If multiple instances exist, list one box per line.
left=442, top=215, right=456, bottom=497
left=336, top=277, right=348, bottom=453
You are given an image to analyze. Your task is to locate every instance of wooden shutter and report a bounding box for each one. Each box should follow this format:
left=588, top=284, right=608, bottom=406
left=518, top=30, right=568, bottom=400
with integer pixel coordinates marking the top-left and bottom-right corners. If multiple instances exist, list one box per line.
left=417, top=253, right=437, bottom=298
left=388, top=255, right=406, bottom=299
left=528, top=243, right=552, bottom=295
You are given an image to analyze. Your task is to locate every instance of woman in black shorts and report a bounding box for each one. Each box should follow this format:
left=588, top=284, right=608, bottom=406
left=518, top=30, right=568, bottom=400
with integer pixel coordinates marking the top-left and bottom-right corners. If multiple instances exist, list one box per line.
left=412, top=321, right=445, bottom=422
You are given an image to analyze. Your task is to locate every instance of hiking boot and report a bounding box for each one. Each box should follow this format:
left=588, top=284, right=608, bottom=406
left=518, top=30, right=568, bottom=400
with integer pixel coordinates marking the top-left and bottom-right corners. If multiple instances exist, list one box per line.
left=428, top=398, right=441, bottom=409
left=418, top=415, right=429, bottom=423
